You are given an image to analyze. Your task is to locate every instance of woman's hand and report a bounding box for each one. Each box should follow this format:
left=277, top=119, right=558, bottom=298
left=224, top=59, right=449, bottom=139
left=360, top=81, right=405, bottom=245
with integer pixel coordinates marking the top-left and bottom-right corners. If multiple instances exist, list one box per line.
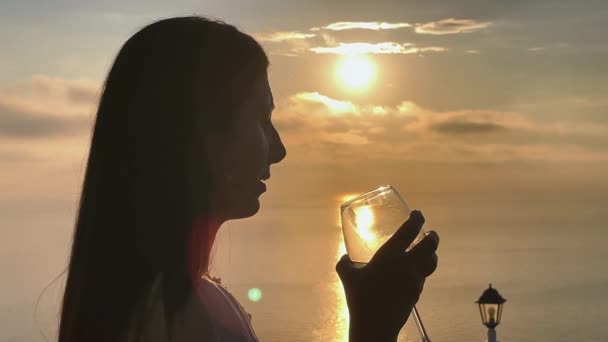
left=336, top=210, right=439, bottom=342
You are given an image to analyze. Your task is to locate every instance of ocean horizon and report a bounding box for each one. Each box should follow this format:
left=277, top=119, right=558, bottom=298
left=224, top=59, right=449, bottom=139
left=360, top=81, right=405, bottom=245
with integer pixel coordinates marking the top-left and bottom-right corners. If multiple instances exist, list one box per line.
left=13, top=193, right=608, bottom=342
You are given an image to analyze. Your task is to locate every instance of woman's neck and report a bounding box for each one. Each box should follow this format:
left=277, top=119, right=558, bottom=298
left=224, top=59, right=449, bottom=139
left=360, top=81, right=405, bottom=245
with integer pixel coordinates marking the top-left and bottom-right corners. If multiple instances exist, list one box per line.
left=194, top=214, right=225, bottom=276
left=187, top=213, right=224, bottom=281
left=206, top=218, right=221, bottom=257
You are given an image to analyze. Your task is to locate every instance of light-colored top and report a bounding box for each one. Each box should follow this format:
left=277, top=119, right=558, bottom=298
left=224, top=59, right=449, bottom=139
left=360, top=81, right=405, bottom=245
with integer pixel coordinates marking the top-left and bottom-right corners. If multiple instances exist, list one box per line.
left=124, top=274, right=259, bottom=342
left=196, top=275, right=259, bottom=341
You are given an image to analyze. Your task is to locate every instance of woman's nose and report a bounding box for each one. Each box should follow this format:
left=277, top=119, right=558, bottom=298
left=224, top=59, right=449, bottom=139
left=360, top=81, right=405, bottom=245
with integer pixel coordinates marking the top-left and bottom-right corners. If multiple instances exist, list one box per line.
left=269, top=129, right=286, bottom=165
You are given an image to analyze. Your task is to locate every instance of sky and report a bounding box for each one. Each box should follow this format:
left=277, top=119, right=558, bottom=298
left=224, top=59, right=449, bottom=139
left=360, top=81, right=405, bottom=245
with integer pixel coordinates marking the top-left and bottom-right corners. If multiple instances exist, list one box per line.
left=1, top=1, right=608, bottom=340
left=2, top=0, right=607, bottom=212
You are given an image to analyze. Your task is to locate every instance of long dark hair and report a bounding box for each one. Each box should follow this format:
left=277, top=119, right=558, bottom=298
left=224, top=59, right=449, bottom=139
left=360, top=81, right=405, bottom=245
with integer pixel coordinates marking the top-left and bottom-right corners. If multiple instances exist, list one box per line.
left=58, top=16, right=269, bottom=342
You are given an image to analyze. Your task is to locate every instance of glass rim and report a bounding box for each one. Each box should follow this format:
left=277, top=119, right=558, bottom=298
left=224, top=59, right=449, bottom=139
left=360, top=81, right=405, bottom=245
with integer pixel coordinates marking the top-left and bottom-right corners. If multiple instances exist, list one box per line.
left=339, top=184, right=394, bottom=208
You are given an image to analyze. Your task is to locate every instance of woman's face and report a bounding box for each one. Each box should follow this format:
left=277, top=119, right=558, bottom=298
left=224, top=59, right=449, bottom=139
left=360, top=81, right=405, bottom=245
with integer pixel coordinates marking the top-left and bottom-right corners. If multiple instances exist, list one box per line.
left=206, top=72, right=287, bottom=221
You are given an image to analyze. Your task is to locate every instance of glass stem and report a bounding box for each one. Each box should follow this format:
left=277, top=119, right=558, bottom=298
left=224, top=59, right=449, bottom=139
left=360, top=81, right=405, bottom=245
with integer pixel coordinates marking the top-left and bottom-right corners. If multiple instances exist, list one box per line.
left=412, top=305, right=431, bottom=342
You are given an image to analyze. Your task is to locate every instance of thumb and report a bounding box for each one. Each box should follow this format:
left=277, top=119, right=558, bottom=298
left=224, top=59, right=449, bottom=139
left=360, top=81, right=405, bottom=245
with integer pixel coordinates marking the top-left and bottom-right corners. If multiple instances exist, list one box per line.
left=335, top=254, right=355, bottom=282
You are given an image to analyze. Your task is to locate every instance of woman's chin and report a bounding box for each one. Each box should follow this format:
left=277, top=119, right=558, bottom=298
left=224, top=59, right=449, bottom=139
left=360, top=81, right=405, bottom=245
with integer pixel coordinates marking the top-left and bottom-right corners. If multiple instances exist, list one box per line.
left=231, top=198, right=261, bottom=219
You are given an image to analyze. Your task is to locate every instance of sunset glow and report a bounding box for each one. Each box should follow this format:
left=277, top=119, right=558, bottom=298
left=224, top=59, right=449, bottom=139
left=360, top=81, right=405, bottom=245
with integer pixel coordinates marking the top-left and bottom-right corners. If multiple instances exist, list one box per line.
left=5, top=3, right=608, bottom=342
left=336, top=55, right=376, bottom=91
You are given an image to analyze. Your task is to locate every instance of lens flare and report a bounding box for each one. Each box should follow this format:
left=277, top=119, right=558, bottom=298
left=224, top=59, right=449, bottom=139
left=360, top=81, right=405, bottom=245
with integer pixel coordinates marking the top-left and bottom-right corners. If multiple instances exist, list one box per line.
left=247, top=288, right=263, bottom=302
left=340, top=194, right=359, bottom=204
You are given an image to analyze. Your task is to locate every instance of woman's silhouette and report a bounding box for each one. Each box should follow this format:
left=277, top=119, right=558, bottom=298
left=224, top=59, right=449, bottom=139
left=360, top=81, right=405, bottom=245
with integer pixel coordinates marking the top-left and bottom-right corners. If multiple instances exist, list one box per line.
left=58, top=16, right=439, bottom=342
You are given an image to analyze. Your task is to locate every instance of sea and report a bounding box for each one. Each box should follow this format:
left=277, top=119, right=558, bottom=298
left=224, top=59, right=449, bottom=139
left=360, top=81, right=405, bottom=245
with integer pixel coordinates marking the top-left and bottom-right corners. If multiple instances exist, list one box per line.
left=3, top=163, right=608, bottom=341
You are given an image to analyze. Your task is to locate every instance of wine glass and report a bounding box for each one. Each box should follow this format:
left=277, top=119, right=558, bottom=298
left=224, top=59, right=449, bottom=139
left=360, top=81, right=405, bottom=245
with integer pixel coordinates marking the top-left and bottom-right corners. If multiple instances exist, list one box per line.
left=340, top=185, right=431, bottom=342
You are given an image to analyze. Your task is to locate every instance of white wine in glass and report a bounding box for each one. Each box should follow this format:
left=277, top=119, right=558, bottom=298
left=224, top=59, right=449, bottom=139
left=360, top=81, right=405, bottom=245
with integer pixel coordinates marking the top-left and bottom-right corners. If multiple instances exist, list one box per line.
left=340, top=185, right=431, bottom=342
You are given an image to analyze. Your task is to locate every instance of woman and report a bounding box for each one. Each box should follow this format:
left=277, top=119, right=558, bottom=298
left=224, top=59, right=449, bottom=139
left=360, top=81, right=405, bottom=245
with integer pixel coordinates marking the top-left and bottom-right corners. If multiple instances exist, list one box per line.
left=58, top=16, right=439, bottom=342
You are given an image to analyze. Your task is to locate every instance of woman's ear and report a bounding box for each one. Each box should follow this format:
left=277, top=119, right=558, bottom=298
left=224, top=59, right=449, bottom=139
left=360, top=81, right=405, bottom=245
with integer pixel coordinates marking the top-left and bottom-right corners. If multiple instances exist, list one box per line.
left=204, top=131, right=233, bottom=185
left=204, top=132, right=221, bottom=177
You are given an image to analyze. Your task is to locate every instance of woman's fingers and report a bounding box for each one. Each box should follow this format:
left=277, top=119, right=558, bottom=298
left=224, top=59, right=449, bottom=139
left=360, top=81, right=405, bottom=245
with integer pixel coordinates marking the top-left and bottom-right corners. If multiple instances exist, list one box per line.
left=335, top=254, right=356, bottom=283
left=405, top=231, right=439, bottom=277
left=419, top=253, right=438, bottom=277
left=400, top=252, right=437, bottom=280
left=374, top=210, right=425, bottom=260
left=408, top=230, right=439, bottom=255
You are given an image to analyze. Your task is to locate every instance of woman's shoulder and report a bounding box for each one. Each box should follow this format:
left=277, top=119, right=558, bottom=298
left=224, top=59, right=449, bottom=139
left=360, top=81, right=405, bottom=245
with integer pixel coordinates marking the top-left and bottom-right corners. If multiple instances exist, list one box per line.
left=174, top=284, right=217, bottom=341
left=124, top=273, right=216, bottom=342
left=196, top=276, right=259, bottom=342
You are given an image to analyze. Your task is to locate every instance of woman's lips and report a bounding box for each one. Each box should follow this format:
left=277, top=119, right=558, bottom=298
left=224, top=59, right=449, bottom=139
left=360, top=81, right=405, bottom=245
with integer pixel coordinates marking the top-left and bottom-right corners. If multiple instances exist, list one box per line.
left=257, top=181, right=267, bottom=193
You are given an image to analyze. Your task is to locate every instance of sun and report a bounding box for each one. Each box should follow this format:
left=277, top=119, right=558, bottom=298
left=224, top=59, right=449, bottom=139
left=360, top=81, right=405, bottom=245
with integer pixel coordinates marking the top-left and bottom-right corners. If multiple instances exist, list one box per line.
left=336, top=55, right=376, bottom=91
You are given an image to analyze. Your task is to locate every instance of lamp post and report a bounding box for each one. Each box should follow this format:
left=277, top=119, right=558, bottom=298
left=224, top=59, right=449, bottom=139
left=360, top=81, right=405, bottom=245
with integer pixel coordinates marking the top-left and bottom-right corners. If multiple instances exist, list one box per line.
left=476, top=284, right=506, bottom=342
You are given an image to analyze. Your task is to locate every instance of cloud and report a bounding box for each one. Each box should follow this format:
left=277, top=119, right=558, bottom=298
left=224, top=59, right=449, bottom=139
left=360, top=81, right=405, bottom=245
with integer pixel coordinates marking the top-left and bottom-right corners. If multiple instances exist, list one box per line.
left=415, top=18, right=491, bottom=35
left=311, top=21, right=411, bottom=31
left=255, top=19, right=487, bottom=57
left=272, top=92, right=608, bottom=163
left=309, top=42, right=447, bottom=55
left=254, top=31, right=319, bottom=57
left=294, top=92, right=358, bottom=114
left=0, top=102, right=91, bottom=138
left=275, top=93, right=426, bottom=160
left=0, top=75, right=98, bottom=139
left=67, top=85, right=99, bottom=104
left=419, top=47, right=449, bottom=53
left=255, top=25, right=449, bottom=57
left=253, top=31, right=316, bottom=43
left=321, top=131, right=369, bottom=145
left=431, top=120, right=506, bottom=135
left=528, top=46, right=545, bottom=52
left=466, top=49, right=481, bottom=54
left=0, top=148, right=36, bottom=162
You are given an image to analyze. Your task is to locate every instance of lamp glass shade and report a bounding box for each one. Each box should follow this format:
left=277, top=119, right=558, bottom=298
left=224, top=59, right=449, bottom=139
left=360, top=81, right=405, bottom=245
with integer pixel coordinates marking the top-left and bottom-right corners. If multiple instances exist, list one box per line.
left=476, top=284, right=507, bottom=329
left=479, top=303, right=502, bottom=328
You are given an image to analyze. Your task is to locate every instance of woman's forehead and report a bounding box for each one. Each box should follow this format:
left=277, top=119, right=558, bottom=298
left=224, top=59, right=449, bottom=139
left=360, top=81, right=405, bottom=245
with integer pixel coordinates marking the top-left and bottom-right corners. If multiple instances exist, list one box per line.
left=267, top=87, right=274, bottom=108
left=252, top=74, right=273, bottom=107
left=237, top=74, right=273, bottom=113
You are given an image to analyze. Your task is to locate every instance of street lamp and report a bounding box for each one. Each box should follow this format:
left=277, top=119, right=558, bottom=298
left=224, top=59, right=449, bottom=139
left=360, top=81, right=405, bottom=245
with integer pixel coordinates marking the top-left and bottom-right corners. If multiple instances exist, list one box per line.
left=476, top=284, right=506, bottom=342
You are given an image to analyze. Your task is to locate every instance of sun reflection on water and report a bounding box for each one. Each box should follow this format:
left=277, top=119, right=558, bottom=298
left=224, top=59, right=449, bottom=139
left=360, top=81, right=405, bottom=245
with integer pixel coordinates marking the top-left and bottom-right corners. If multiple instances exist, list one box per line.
left=330, top=193, right=387, bottom=341
left=325, top=193, right=358, bottom=341
left=354, top=205, right=378, bottom=248
left=312, top=236, right=350, bottom=342
left=333, top=240, right=350, bottom=342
